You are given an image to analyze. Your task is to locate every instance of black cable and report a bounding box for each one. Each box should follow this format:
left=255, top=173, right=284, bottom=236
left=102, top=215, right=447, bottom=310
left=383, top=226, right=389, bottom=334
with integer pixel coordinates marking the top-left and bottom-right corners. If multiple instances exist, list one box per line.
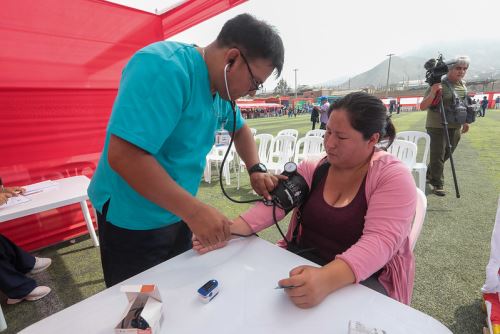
left=231, top=232, right=257, bottom=238
left=216, top=101, right=299, bottom=251
left=218, top=101, right=261, bottom=204
left=272, top=203, right=289, bottom=245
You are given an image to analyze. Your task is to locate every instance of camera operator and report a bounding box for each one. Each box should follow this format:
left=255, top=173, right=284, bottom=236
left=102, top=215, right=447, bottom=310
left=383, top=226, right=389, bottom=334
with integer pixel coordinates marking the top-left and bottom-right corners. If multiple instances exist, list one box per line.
left=420, top=56, right=471, bottom=196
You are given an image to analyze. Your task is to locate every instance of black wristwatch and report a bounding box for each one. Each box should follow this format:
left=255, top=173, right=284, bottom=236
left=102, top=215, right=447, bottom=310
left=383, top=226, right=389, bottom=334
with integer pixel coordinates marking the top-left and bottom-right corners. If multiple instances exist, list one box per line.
left=248, top=162, right=267, bottom=175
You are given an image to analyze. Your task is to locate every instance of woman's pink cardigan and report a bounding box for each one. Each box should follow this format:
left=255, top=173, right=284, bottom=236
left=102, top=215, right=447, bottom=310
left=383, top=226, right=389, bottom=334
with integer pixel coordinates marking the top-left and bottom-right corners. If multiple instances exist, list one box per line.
left=240, top=149, right=417, bottom=304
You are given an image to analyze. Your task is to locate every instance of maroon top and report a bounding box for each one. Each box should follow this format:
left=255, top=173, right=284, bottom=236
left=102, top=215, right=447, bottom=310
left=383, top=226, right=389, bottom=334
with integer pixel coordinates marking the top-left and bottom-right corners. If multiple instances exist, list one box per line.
left=299, top=173, right=368, bottom=264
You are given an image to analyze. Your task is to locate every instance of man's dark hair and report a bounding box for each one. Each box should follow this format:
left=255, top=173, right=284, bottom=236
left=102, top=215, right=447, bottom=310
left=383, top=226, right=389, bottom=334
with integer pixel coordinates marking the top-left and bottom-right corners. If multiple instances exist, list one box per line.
left=328, top=92, right=396, bottom=149
left=216, top=13, right=284, bottom=77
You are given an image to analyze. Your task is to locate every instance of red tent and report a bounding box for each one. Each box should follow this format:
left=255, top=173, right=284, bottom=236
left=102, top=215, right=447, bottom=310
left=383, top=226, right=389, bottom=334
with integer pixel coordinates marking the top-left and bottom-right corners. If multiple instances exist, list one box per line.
left=0, top=0, right=246, bottom=250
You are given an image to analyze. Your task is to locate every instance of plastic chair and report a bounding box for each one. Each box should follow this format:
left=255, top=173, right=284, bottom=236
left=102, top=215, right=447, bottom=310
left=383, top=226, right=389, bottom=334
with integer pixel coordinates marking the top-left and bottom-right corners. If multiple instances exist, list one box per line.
left=250, top=128, right=257, bottom=136
left=396, top=131, right=430, bottom=192
left=277, top=129, right=299, bottom=138
left=386, top=139, right=417, bottom=170
left=267, top=134, right=296, bottom=174
left=305, top=129, right=326, bottom=137
left=409, top=188, right=428, bottom=251
left=237, top=134, right=273, bottom=189
left=204, top=145, right=234, bottom=185
left=294, top=136, right=325, bottom=164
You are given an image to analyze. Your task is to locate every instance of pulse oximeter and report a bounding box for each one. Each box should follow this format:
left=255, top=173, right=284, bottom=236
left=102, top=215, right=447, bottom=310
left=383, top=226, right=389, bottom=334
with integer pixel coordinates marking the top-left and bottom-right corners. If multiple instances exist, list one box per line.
left=197, top=279, right=219, bottom=303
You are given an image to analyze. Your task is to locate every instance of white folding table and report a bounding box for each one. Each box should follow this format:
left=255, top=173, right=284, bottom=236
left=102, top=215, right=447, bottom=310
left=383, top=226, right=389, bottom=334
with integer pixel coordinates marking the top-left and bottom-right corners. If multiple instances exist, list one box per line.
left=19, top=236, right=451, bottom=333
left=0, top=175, right=99, bottom=247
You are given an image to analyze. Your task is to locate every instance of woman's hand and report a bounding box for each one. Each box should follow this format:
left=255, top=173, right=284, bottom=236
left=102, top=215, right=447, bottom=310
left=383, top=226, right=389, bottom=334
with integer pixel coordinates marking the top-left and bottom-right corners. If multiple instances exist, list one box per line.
left=0, top=193, right=11, bottom=205
left=3, top=186, right=25, bottom=196
left=278, top=265, right=334, bottom=308
left=278, top=259, right=355, bottom=308
left=192, top=234, right=227, bottom=255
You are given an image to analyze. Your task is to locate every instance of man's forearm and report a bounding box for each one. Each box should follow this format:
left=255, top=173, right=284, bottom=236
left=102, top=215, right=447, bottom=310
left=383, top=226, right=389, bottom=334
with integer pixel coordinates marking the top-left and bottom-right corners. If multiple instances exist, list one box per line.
left=419, top=94, right=435, bottom=111
left=108, top=135, right=202, bottom=221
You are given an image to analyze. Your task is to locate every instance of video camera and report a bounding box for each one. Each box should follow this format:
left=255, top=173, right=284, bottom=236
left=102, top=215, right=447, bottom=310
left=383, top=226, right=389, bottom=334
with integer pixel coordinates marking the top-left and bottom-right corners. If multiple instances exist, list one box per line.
left=424, top=54, right=450, bottom=86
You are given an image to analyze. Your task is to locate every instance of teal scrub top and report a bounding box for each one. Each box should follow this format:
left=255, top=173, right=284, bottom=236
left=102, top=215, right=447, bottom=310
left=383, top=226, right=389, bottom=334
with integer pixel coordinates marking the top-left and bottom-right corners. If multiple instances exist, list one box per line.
left=88, top=42, right=244, bottom=230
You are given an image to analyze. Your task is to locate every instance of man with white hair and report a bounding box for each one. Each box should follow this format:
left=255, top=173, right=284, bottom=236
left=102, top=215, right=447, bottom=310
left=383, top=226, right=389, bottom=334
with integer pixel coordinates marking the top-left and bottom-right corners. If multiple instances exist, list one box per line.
left=420, top=56, right=471, bottom=196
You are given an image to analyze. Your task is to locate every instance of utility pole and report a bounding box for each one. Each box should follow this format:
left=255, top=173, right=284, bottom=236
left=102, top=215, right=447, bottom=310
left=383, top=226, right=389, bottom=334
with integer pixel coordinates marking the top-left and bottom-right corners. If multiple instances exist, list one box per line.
left=385, top=53, right=395, bottom=98
left=293, top=68, right=298, bottom=99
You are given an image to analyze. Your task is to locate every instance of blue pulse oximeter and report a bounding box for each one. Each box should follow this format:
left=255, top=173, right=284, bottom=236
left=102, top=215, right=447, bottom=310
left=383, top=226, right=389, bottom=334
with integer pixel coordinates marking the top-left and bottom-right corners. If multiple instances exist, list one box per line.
left=197, top=279, right=219, bottom=303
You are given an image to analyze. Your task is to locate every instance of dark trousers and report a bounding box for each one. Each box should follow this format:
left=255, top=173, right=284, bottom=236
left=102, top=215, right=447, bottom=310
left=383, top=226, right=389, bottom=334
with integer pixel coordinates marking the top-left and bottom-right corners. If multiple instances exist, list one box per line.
left=0, top=234, right=36, bottom=299
left=319, top=122, right=326, bottom=130
left=426, top=127, right=461, bottom=188
left=97, top=201, right=192, bottom=287
left=311, top=121, right=317, bottom=130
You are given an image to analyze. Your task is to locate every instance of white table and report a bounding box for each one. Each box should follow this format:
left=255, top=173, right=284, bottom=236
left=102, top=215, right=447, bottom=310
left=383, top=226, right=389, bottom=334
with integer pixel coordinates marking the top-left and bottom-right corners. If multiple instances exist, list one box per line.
left=20, top=237, right=451, bottom=333
left=0, top=175, right=99, bottom=247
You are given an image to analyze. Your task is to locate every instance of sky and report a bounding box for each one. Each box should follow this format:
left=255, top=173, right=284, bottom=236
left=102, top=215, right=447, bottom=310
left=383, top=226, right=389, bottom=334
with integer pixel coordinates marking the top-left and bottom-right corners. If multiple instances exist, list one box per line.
left=165, top=0, right=500, bottom=92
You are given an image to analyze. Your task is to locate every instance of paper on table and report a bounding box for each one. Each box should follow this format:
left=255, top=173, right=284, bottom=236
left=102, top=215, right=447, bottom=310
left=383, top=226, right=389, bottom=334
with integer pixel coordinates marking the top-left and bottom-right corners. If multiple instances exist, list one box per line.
left=0, top=195, right=31, bottom=209
left=348, top=320, right=387, bottom=334
left=23, top=180, right=59, bottom=195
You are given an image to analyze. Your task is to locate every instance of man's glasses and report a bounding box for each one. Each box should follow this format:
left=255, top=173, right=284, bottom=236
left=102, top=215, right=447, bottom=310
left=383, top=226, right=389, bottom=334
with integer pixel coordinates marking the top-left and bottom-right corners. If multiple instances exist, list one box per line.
left=239, top=51, right=264, bottom=91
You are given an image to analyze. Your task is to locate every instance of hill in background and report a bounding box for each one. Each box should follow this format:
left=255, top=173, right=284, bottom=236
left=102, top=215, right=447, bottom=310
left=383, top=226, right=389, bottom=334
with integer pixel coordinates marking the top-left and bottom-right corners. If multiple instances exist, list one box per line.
left=326, top=39, right=500, bottom=89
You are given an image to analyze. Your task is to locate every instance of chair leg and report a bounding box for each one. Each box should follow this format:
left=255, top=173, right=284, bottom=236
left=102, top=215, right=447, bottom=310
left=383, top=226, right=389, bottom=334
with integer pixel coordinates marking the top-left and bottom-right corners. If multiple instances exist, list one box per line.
left=223, top=163, right=231, bottom=185
left=417, top=168, right=426, bottom=192
left=204, top=160, right=211, bottom=183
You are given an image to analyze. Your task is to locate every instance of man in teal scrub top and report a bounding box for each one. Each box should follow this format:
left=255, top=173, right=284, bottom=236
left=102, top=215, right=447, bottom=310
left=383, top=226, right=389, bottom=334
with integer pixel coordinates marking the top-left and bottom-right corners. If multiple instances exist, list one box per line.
left=88, top=14, right=285, bottom=287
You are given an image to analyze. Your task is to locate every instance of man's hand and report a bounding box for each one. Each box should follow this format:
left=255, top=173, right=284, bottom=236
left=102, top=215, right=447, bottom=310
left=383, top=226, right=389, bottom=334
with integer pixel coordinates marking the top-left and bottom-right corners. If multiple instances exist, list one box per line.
left=192, top=234, right=227, bottom=255
left=430, top=83, right=442, bottom=95
left=184, top=203, right=231, bottom=248
left=462, top=123, right=470, bottom=134
left=278, top=265, right=333, bottom=309
left=249, top=172, right=284, bottom=200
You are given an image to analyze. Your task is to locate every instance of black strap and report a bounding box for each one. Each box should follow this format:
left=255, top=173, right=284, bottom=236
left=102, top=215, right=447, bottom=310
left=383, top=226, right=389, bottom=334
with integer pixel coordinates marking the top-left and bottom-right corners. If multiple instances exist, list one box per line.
left=289, top=159, right=330, bottom=244
left=443, top=78, right=468, bottom=105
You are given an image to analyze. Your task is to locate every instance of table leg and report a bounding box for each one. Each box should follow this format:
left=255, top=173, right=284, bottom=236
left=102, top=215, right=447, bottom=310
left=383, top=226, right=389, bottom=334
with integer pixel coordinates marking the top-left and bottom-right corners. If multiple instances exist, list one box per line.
left=80, top=200, right=100, bottom=247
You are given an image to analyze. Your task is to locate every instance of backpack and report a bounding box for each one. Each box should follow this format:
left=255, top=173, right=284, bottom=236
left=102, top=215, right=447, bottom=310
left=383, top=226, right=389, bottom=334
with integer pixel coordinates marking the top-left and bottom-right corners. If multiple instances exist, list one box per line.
left=442, top=79, right=475, bottom=124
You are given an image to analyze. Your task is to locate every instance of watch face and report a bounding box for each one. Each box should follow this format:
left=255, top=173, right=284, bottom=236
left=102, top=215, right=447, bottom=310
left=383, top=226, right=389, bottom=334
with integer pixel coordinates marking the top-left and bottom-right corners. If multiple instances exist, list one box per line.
left=258, top=163, right=267, bottom=172
left=284, top=162, right=297, bottom=174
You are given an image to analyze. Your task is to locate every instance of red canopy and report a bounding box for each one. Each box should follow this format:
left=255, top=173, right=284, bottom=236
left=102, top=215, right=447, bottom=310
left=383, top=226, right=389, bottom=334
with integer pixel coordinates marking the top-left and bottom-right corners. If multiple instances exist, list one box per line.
left=0, top=0, right=246, bottom=250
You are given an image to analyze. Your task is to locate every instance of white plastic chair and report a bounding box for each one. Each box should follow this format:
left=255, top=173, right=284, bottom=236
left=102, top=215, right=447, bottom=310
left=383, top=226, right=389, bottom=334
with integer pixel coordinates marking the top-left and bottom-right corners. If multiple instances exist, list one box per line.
left=396, top=131, right=430, bottom=192
left=386, top=139, right=417, bottom=170
left=294, top=136, right=325, bottom=163
left=409, top=188, right=428, bottom=251
left=277, top=129, right=299, bottom=138
left=250, top=128, right=257, bottom=137
left=204, top=145, right=234, bottom=185
left=305, top=129, right=326, bottom=137
left=237, top=134, right=273, bottom=189
left=267, top=134, right=297, bottom=174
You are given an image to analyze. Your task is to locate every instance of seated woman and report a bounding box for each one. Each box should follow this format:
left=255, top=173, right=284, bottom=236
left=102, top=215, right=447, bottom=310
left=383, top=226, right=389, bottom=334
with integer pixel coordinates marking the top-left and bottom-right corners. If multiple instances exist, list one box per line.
left=0, top=180, right=52, bottom=304
left=193, top=92, right=417, bottom=308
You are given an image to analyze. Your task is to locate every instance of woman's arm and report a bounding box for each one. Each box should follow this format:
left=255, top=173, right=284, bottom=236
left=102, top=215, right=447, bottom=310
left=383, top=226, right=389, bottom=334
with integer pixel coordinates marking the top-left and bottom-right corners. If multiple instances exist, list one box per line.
left=336, top=159, right=417, bottom=283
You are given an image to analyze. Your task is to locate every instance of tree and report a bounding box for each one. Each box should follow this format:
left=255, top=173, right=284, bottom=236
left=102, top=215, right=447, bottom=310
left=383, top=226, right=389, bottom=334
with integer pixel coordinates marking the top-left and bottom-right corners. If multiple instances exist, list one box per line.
left=274, top=78, right=291, bottom=95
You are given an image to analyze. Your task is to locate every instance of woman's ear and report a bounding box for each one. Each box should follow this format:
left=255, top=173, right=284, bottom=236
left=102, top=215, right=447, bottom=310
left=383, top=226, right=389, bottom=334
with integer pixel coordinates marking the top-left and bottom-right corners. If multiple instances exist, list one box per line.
left=368, top=133, right=380, bottom=146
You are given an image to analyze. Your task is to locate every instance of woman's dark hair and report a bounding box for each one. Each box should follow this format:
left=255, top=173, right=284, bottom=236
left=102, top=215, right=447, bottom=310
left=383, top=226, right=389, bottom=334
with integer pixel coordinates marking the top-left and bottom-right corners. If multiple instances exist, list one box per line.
left=328, top=92, right=396, bottom=149
left=216, top=13, right=284, bottom=77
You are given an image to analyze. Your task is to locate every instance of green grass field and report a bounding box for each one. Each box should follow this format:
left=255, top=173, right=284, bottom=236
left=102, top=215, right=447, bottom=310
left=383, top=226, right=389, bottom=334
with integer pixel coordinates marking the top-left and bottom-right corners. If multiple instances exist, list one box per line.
left=3, top=110, right=499, bottom=333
